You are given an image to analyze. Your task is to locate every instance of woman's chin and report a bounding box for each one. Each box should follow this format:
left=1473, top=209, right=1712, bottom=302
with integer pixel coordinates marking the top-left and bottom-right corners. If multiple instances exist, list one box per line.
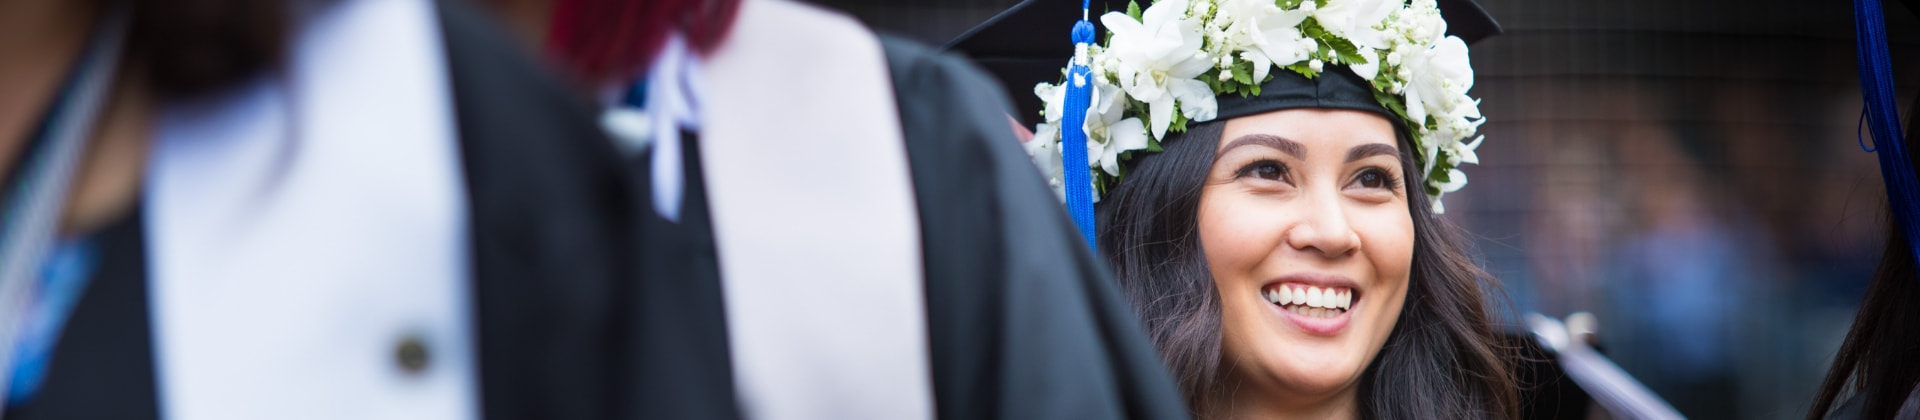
left=1250, top=340, right=1370, bottom=397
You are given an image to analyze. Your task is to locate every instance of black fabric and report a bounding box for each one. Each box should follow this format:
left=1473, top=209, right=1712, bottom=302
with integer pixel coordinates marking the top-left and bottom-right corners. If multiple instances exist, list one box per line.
left=1507, top=332, right=1594, bottom=420
left=587, top=29, right=1188, bottom=420
left=436, top=1, right=639, bottom=419
left=1436, top=0, right=1503, bottom=44
left=940, top=0, right=1123, bottom=127
left=882, top=36, right=1191, bottom=420
left=620, top=133, right=740, bottom=420
left=4, top=210, right=157, bottom=420
left=1212, top=65, right=1391, bottom=123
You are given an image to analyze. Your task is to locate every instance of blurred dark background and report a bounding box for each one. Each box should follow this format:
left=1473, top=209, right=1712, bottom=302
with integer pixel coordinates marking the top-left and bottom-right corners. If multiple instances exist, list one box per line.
left=809, top=0, right=1920, bottom=418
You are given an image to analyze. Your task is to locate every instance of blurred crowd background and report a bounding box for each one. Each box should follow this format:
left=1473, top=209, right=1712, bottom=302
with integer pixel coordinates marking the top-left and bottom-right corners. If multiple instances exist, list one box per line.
left=810, top=0, right=1920, bottom=418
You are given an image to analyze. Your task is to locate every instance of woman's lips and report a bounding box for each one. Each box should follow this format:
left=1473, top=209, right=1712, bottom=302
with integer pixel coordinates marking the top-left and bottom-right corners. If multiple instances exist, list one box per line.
left=1262, top=281, right=1359, bottom=336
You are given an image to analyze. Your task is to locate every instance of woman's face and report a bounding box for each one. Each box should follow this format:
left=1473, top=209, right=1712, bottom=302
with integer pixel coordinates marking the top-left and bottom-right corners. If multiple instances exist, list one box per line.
left=1199, top=108, right=1414, bottom=413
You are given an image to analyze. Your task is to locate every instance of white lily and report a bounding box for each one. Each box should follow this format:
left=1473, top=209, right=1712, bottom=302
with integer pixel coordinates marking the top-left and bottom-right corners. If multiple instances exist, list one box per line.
left=1085, top=81, right=1152, bottom=177
left=1026, top=122, right=1066, bottom=199
left=1350, top=46, right=1379, bottom=80
left=1101, top=0, right=1216, bottom=140
left=1027, top=82, right=1068, bottom=197
left=1437, top=168, right=1468, bottom=193
left=1400, top=36, right=1474, bottom=124
left=1035, top=82, right=1066, bottom=123
left=1315, top=0, right=1398, bottom=50
left=1219, top=0, right=1312, bottom=81
left=1448, top=135, right=1484, bottom=166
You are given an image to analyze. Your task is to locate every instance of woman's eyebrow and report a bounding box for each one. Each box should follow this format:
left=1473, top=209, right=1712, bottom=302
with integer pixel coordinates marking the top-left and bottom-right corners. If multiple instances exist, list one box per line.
left=1346, top=143, right=1400, bottom=163
left=1219, top=134, right=1304, bottom=159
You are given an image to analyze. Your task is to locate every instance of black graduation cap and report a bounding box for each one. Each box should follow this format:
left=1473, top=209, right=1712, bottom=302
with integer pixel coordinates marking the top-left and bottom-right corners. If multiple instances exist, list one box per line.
left=943, top=0, right=1504, bottom=127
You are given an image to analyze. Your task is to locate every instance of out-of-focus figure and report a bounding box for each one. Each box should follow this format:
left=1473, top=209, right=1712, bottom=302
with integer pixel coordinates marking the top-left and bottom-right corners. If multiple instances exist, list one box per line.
left=0, top=0, right=642, bottom=419
left=476, top=0, right=1191, bottom=419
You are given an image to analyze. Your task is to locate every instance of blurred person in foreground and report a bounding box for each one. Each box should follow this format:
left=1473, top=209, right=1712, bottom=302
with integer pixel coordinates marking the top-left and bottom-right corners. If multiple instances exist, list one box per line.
left=475, top=0, right=1191, bottom=419
left=0, top=0, right=641, bottom=419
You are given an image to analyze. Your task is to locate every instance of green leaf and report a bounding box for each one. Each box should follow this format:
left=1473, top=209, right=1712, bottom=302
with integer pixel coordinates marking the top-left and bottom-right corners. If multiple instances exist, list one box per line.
left=1373, top=89, right=1412, bottom=124
left=1285, top=62, right=1317, bottom=78
left=1232, top=66, right=1253, bottom=85
left=1300, top=19, right=1330, bottom=40
left=1324, top=36, right=1364, bottom=64
left=1127, top=0, right=1143, bottom=22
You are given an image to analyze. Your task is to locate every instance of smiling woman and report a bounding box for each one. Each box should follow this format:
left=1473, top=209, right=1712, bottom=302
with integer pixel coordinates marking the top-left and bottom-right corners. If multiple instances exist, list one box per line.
left=946, top=0, right=1514, bottom=416
left=964, top=0, right=1521, bottom=417
left=1101, top=85, right=1516, bottom=418
left=1098, top=79, right=1516, bottom=419
left=1203, top=109, right=1417, bottom=417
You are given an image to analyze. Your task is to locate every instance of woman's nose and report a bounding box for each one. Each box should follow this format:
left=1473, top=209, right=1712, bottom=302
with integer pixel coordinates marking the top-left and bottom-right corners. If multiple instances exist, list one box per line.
left=1283, top=190, right=1360, bottom=258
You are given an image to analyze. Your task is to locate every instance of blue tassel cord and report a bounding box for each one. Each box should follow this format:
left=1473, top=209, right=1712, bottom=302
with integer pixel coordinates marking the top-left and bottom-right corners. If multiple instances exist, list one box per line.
left=1855, top=0, right=1920, bottom=268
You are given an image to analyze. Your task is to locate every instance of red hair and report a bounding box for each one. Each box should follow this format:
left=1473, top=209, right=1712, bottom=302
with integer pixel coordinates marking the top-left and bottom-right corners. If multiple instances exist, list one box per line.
left=544, top=0, right=741, bottom=84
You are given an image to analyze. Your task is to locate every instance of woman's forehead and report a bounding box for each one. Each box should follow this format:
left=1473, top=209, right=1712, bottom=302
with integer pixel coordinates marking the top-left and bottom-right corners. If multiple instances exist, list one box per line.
left=1217, top=109, right=1400, bottom=154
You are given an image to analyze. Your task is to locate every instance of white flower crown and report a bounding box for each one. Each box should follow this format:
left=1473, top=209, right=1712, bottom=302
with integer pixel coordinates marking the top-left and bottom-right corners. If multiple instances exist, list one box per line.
left=1026, top=0, right=1485, bottom=213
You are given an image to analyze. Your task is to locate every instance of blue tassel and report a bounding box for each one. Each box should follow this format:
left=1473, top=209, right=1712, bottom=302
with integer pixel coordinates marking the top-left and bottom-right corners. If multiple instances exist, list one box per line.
left=1855, top=0, right=1920, bottom=266
left=1062, top=14, right=1099, bottom=251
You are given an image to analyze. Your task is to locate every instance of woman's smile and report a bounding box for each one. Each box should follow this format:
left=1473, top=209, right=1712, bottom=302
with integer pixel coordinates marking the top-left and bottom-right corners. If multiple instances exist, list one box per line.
left=1260, top=275, right=1362, bottom=336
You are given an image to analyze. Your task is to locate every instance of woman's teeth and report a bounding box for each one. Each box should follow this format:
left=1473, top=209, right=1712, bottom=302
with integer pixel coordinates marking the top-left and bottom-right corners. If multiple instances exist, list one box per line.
left=1262, top=284, right=1352, bottom=315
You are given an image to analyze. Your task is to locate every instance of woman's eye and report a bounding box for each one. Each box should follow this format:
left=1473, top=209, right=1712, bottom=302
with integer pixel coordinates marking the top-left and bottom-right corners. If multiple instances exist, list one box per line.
left=1353, top=168, right=1393, bottom=190
left=1237, top=161, right=1289, bottom=182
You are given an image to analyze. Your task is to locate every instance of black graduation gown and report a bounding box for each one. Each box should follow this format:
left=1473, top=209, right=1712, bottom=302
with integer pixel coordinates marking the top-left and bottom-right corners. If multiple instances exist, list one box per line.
left=617, top=35, right=1191, bottom=420
left=5, top=1, right=640, bottom=419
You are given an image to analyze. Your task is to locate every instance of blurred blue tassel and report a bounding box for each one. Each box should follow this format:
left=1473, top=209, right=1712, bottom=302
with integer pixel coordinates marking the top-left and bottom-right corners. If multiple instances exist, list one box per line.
left=1061, top=10, right=1098, bottom=251
left=1855, top=0, right=1920, bottom=265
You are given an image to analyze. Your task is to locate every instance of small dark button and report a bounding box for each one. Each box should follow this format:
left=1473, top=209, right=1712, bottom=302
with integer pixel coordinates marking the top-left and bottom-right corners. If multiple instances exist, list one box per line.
left=395, top=336, right=430, bottom=374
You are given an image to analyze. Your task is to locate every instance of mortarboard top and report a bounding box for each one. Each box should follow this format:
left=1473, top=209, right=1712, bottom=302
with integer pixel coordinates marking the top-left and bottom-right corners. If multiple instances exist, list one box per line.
left=943, top=0, right=1504, bottom=127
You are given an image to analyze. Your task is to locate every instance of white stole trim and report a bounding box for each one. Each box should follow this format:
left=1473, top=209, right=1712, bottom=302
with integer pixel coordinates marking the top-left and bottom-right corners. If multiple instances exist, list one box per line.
left=644, top=33, right=704, bottom=221
left=699, top=1, right=933, bottom=419
left=147, top=0, right=476, bottom=419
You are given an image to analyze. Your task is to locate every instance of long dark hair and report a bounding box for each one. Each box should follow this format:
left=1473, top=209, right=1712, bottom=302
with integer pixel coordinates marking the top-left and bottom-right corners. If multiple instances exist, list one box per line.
left=1807, top=96, right=1920, bottom=419
left=1096, top=118, right=1519, bottom=419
